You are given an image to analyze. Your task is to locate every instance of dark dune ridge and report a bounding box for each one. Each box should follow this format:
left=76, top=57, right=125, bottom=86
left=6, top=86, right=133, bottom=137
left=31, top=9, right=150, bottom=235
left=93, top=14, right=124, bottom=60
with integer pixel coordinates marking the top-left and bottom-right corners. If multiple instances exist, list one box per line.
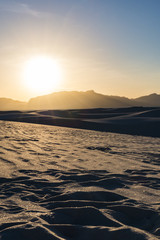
left=0, top=107, right=160, bottom=137
left=0, top=121, right=160, bottom=239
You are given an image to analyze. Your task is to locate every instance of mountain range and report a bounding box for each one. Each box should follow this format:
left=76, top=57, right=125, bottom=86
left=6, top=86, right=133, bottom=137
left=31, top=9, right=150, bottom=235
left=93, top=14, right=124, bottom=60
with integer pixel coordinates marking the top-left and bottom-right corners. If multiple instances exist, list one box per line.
left=0, top=90, right=160, bottom=110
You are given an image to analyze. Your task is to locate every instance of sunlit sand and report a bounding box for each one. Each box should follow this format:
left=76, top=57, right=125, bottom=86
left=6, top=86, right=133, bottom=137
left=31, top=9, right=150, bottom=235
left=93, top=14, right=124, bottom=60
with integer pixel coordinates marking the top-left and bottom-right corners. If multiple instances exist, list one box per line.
left=0, top=0, right=160, bottom=239
left=0, top=120, right=159, bottom=239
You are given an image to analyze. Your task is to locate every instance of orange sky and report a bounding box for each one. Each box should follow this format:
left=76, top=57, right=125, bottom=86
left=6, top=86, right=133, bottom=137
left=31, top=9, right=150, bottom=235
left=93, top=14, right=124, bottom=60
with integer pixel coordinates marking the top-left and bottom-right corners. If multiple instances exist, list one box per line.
left=0, top=0, right=160, bottom=101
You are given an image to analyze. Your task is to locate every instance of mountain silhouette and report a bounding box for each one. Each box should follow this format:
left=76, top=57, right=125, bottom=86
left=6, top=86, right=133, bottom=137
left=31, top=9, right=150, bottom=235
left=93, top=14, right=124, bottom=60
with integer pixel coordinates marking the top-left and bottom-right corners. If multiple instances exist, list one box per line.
left=134, top=93, right=160, bottom=107
left=0, top=91, right=160, bottom=110
left=0, top=98, right=26, bottom=111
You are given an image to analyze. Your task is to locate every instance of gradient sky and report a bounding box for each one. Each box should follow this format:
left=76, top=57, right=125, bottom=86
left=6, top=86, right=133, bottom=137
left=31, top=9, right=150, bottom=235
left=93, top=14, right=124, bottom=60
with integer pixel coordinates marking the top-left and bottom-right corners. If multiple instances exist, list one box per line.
left=0, top=0, right=160, bottom=101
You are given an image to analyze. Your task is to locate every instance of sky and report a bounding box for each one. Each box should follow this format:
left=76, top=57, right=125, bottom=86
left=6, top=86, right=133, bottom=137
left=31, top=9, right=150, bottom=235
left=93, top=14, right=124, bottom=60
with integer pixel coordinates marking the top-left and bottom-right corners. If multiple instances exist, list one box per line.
left=0, top=0, right=160, bottom=101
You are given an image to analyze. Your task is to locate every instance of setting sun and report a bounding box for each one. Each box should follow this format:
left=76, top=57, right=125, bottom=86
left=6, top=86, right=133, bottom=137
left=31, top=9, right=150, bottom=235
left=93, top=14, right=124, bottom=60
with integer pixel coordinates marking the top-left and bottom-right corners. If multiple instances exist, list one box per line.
left=23, top=56, right=62, bottom=94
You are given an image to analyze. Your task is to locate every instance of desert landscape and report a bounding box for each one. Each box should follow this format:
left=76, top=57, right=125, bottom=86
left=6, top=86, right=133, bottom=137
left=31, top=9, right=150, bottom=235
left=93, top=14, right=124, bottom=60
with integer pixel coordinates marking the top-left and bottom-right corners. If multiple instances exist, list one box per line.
left=0, top=105, right=160, bottom=138
left=0, top=0, right=160, bottom=239
left=0, top=119, right=160, bottom=239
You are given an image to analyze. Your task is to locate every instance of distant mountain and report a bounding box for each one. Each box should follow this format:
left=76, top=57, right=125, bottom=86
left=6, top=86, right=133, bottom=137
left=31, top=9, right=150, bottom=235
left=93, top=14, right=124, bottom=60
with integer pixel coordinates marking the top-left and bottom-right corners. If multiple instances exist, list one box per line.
left=28, top=90, right=135, bottom=110
left=134, top=93, right=160, bottom=107
left=0, top=98, right=26, bottom=111
left=0, top=91, right=160, bottom=110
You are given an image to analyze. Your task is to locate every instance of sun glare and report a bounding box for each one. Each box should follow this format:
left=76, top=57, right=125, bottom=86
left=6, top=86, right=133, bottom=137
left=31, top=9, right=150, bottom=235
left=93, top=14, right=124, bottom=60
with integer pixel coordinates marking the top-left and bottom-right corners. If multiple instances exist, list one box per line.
left=23, top=56, right=61, bottom=94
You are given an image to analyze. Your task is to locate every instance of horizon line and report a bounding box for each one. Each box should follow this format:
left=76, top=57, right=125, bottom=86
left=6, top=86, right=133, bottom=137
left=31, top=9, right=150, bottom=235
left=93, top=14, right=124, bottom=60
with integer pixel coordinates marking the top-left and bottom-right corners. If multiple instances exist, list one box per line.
left=0, top=90, right=159, bottom=103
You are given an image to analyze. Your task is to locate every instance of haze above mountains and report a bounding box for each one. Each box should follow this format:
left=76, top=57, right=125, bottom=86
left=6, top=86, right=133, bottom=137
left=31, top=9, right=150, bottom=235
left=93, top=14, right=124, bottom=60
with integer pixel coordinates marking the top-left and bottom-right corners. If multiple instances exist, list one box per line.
left=0, top=90, right=160, bottom=110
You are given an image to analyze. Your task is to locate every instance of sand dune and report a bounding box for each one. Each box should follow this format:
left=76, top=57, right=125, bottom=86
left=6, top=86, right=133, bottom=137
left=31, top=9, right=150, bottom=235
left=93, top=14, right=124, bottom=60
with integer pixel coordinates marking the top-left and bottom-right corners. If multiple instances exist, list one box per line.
left=0, top=107, right=160, bottom=137
left=0, top=121, right=160, bottom=239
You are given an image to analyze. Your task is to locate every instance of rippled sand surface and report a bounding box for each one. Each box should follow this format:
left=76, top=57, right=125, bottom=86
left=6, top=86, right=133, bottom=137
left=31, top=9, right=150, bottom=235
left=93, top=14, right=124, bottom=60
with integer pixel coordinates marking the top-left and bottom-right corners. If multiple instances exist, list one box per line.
left=0, top=121, right=160, bottom=239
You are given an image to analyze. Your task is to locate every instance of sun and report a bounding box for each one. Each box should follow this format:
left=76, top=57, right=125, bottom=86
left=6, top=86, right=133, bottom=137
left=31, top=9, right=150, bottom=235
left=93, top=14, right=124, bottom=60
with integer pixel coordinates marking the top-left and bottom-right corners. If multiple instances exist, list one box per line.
left=23, top=56, right=61, bottom=94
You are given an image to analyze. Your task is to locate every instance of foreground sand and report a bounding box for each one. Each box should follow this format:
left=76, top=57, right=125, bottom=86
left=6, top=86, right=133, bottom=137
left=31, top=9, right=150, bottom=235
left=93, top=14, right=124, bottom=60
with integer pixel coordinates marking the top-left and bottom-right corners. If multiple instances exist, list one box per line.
left=0, top=121, right=160, bottom=239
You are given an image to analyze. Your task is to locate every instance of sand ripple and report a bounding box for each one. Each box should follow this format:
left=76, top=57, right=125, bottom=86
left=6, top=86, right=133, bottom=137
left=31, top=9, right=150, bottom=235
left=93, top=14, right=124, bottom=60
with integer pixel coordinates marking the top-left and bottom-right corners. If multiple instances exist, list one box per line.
left=0, top=121, right=159, bottom=239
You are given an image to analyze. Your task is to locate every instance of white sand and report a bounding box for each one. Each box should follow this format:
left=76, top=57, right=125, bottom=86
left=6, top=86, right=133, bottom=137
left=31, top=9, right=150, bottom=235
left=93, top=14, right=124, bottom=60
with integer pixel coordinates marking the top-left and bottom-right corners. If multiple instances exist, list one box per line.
left=0, top=121, right=160, bottom=239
